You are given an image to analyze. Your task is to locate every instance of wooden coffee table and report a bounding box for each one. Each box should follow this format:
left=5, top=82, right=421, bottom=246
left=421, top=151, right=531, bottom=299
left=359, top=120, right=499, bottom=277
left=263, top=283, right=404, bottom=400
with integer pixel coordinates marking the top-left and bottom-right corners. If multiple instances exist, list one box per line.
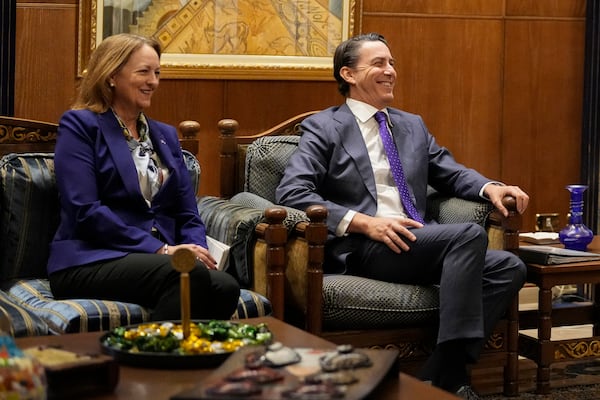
left=16, top=317, right=458, bottom=399
left=519, top=236, right=600, bottom=394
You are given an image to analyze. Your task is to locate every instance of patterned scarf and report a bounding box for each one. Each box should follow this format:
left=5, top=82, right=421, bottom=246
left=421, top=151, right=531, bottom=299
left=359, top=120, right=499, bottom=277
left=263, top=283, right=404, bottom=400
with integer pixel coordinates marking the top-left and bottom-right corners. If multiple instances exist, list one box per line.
left=113, top=111, right=164, bottom=205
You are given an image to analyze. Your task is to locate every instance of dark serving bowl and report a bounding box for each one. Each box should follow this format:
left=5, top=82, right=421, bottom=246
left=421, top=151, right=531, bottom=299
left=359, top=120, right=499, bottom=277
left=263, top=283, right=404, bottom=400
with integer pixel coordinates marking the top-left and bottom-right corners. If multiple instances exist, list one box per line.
left=99, top=320, right=271, bottom=369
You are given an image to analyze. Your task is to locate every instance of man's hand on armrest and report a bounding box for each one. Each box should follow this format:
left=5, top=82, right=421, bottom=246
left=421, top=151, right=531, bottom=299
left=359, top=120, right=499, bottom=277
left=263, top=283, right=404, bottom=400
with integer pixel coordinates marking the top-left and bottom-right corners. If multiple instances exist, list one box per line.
left=484, top=184, right=529, bottom=217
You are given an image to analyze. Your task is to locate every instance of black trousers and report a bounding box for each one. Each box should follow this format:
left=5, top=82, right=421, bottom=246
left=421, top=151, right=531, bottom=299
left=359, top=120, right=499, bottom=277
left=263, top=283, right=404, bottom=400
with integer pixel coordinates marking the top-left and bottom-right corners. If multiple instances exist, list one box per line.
left=346, top=222, right=527, bottom=361
left=49, top=253, right=240, bottom=321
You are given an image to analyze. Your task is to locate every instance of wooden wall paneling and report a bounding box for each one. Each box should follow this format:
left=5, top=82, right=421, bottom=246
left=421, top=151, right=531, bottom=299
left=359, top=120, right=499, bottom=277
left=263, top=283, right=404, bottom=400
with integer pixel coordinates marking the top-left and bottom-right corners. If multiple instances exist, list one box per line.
left=149, top=80, right=341, bottom=195
left=147, top=79, right=224, bottom=196
left=15, top=2, right=77, bottom=123
left=363, top=0, right=504, bottom=15
left=506, top=0, right=586, bottom=18
left=361, top=15, right=505, bottom=179
left=147, top=80, right=223, bottom=130
left=502, top=19, right=586, bottom=231
left=223, top=81, right=340, bottom=135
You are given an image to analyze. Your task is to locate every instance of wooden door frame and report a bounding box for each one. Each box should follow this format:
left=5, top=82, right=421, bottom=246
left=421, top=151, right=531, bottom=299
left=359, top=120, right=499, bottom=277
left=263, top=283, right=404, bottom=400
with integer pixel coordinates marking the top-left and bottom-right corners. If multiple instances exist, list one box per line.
left=582, top=0, right=600, bottom=232
left=0, top=0, right=15, bottom=115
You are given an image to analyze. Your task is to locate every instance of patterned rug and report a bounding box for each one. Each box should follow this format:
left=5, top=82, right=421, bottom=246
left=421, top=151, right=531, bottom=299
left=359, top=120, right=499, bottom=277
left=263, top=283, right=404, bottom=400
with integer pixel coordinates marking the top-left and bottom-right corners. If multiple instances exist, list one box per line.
left=482, top=384, right=600, bottom=399
left=481, top=359, right=600, bottom=399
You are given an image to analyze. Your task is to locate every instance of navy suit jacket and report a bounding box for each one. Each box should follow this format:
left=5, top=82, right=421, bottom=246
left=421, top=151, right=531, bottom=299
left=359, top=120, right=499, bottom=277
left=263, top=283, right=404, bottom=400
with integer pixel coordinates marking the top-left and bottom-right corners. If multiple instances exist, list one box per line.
left=275, top=103, right=491, bottom=271
left=47, top=109, right=206, bottom=275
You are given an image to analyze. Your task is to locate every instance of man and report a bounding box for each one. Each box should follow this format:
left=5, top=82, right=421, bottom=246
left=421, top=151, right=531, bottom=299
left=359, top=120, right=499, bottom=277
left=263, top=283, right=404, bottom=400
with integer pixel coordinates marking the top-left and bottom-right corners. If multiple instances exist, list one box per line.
left=275, top=33, right=529, bottom=399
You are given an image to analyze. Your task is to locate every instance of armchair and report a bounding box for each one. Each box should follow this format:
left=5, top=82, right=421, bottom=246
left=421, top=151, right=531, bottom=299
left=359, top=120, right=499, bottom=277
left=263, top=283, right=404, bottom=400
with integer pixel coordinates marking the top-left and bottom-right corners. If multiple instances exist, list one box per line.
left=0, top=116, right=271, bottom=336
left=216, top=112, right=521, bottom=396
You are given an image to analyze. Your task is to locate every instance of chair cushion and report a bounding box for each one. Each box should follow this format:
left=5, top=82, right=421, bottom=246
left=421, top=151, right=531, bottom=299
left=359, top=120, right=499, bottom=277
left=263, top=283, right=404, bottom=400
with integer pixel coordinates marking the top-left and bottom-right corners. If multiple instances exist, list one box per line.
left=230, top=191, right=309, bottom=232
left=0, top=290, right=48, bottom=337
left=197, top=196, right=265, bottom=287
left=182, top=149, right=201, bottom=193
left=233, top=289, right=272, bottom=319
left=0, top=153, right=59, bottom=281
left=426, top=189, right=493, bottom=226
left=5, top=278, right=270, bottom=334
left=322, top=275, right=439, bottom=330
left=5, top=279, right=150, bottom=334
left=244, top=136, right=300, bottom=203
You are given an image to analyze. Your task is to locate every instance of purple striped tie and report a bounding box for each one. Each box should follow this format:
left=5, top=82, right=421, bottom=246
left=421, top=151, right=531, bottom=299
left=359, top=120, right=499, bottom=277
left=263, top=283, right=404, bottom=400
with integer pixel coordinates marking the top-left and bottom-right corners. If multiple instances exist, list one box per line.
left=374, top=111, right=425, bottom=223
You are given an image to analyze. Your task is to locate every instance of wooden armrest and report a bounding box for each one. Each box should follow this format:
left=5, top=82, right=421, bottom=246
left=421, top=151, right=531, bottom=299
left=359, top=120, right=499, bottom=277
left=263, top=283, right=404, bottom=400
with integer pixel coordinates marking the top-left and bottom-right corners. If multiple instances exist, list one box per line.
left=289, top=205, right=328, bottom=334
left=255, top=207, right=287, bottom=320
left=487, top=195, right=522, bottom=253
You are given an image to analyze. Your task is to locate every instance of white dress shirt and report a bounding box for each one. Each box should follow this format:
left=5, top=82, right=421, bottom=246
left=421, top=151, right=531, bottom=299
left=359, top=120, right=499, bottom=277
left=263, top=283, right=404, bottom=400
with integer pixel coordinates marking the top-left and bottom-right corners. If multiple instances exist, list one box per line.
left=335, top=99, right=408, bottom=236
left=335, top=98, right=497, bottom=237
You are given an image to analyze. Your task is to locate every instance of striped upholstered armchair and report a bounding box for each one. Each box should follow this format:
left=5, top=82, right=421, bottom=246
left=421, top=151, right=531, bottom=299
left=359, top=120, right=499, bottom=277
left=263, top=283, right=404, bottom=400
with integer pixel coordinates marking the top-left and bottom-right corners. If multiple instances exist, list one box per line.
left=209, top=112, right=522, bottom=396
left=0, top=116, right=271, bottom=336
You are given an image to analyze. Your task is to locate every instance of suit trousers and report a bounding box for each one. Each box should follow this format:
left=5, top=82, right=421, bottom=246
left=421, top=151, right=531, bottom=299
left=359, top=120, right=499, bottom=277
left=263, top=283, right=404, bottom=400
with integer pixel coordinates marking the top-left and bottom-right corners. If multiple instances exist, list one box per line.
left=49, top=253, right=241, bottom=321
left=345, top=222, right=526, bottom=361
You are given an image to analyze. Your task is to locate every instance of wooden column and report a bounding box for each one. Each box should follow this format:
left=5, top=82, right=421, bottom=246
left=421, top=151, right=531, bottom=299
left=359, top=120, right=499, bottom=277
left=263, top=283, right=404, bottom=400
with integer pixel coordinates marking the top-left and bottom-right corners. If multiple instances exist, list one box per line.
left=582, top=0, right=600, bottom=232
left=0, top=0, right=15, bottom=115
left=262, top=207, right=288, bottom=320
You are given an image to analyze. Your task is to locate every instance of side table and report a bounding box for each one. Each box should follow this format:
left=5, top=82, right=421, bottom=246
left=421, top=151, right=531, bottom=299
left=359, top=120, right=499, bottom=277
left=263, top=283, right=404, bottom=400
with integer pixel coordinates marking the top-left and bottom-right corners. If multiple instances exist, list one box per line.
left=15, top=316, right=459, bottom=399
left=519, top=237, right=600, bottom=394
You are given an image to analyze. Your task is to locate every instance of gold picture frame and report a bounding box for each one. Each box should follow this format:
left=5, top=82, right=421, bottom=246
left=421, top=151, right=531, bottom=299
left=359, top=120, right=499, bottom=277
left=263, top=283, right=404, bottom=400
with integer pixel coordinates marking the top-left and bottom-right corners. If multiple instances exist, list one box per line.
left=78, top=0, right=359, bottom=80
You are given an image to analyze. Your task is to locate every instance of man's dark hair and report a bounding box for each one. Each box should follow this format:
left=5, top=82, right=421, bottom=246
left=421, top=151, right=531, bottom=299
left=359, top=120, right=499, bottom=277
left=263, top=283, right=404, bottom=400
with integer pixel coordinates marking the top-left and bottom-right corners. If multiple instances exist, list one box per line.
left=333, top=33, right=389, bottom=97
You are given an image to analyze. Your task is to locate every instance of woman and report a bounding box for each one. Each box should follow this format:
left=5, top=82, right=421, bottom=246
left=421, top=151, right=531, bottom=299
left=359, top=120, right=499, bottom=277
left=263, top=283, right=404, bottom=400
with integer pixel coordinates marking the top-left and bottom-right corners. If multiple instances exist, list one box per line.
left=47, top=33, right=240, bottom=321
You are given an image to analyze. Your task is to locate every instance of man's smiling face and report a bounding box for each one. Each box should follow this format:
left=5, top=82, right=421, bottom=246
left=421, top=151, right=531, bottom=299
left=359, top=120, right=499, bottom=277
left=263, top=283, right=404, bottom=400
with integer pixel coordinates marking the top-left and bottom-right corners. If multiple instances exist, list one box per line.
left=342, top=40, right=396, bottom=110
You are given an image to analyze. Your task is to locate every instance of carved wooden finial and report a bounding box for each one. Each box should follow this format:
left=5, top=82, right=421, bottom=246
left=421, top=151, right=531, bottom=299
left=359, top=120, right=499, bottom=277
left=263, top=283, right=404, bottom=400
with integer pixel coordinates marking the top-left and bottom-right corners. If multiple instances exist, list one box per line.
left=217, top=119, right=239, bottom=137
left=306, top=205, right=328, bottom=223
left=178, top=120, right=200, bottom=139
left=264, top=207, right=287, bottom=225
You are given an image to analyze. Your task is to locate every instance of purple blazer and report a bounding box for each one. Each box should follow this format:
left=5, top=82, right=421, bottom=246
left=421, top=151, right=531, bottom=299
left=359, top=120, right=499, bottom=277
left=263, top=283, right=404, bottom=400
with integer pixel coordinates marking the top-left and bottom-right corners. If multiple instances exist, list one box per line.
left=47, top=109, right=206, bottom=275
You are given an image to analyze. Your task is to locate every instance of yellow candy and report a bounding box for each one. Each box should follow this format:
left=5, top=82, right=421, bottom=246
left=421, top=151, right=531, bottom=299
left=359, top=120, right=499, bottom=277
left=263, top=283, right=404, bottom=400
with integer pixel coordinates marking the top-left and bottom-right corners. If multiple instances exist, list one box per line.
left=116, top=322, right=264, bottom=355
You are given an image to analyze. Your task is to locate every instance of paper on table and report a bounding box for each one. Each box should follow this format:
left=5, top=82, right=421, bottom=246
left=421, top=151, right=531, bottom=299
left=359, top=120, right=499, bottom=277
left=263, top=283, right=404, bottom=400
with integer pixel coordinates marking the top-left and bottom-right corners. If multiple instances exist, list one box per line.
left=519, top=232, right=560, bottom=245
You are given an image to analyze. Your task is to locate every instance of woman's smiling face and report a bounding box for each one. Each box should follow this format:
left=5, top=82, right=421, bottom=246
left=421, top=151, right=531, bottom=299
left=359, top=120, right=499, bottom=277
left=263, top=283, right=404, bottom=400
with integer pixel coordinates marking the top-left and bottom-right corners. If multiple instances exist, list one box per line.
left=110, top=44, right=160, bottom=116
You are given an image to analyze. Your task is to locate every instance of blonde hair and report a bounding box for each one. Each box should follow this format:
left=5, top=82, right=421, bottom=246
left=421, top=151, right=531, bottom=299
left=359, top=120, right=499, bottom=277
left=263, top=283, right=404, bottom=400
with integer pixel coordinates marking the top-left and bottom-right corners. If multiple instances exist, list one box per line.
left=73, top=34, right=161, bottom=112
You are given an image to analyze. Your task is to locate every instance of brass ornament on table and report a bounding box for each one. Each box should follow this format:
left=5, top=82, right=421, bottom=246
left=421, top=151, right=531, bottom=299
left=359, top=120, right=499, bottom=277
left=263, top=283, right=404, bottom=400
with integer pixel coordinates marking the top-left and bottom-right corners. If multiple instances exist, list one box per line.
left=171, top=248, right=196, bottom=338
left=535, top=213, right=560, bottom=232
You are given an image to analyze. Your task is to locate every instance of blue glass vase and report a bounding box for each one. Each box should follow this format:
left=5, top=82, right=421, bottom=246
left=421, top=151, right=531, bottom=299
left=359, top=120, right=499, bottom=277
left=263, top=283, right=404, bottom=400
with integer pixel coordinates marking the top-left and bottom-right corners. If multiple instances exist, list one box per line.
left=558, top=184, right=594, bottom=251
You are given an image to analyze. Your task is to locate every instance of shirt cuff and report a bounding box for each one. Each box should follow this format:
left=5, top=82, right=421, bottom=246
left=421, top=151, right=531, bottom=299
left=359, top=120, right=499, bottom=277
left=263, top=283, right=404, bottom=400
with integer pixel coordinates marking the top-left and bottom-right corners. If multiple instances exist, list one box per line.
left=480, top=181, right=504, bottom=200
left=336, top=210, right=357, bottom=237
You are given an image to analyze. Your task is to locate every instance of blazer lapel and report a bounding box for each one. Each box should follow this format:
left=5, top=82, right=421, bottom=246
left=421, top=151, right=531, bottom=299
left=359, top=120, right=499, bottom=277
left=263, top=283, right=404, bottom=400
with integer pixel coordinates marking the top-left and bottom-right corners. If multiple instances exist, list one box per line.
left=97, top=112, right=144, bottom=202
left=333, top=105, right=378, bottom=204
